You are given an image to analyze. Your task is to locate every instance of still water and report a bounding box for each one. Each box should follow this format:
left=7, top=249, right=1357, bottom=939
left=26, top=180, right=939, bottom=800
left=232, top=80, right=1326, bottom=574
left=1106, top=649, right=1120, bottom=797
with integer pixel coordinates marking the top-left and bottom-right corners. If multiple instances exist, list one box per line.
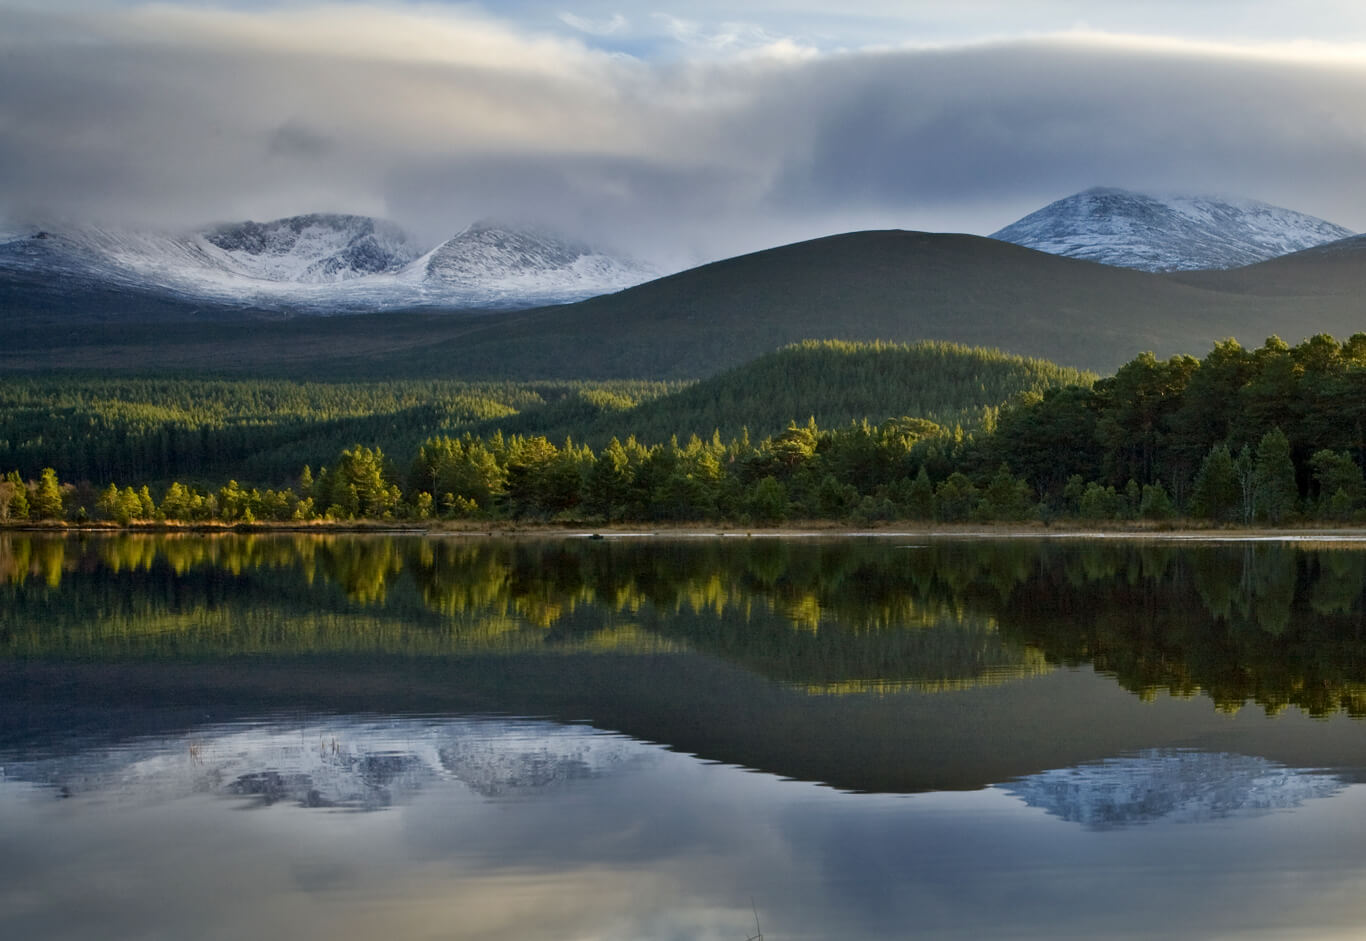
left=4, top=533, right=1366, bottom=939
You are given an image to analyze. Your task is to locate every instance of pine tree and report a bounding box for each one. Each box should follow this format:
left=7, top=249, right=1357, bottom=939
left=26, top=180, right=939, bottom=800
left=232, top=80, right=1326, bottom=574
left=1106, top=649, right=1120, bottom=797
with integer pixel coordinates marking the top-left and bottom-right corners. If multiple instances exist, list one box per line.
left=1253, top=428, right=1297, bottom=524
left=1139, top=483, right=1175, bottom=520
left=905, top=468, right=934, bottom=520
left=1309, top=449, right=1363, bottom=520
left=1190, top=444, right=1239, bottom=521
left=31, top=468, right=63, bottom=521
left=96, top=483, right=122, bottom=522
left=137, top=485, right=156, bottom=520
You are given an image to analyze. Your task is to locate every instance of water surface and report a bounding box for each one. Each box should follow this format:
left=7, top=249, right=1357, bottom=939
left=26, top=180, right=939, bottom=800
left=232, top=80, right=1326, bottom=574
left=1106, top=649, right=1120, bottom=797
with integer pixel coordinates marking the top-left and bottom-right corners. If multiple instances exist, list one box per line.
left=4, top=533, right=1366, bottom=939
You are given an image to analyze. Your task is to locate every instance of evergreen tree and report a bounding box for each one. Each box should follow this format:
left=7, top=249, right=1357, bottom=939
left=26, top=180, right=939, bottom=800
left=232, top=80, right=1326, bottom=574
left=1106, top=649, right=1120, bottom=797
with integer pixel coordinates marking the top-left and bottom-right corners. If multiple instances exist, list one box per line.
left=1190, top=444, right=1240, bottom=521
left=118, top=486, right=143, bottom=523
left=746, top=476, right=788, bottom=523
left=329, top=445, right=398, bottom=518
left=904, top=468, right=934, bottom=520
left=1061, top=474, right=1086, bottom=517
left=975, top=465, right=1035, bottom=521
left=583, top=437, right=634, bottom=522
left=1253, top=428, right=1297, bottom=524
left=31, top=468, right=63, bottom=520
left=1309, top=449, right=1364, bottom=519
left=137, top=485, right=156, bottom=520
left=1139, top=483, right=1174, bottom=521
left=1120, top=480, right=1141, bottom=520
left=933, top=473, right=979, bottom=522
left=1077, top=482, right=1121, bottom=520
left=159, top=482, right=197, bottom=521
left=816, top=474, right=860, bottom=519
left=96, top=483, right=122, bottom=523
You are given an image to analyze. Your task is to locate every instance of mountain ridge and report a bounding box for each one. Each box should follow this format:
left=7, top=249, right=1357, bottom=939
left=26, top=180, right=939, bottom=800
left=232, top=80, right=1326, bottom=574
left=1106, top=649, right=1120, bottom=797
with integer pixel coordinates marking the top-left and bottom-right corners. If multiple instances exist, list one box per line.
left=0, top=214, right=657, bottom=313
left=992, top=186, right=1354, bottom=272
left=8, top=225, right=1366, bottom=379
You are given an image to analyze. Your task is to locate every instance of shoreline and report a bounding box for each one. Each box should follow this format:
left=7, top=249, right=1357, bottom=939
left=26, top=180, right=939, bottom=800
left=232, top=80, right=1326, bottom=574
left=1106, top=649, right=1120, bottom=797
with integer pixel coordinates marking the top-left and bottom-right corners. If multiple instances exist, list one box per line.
left=6, top=519, right=1366, bottom=542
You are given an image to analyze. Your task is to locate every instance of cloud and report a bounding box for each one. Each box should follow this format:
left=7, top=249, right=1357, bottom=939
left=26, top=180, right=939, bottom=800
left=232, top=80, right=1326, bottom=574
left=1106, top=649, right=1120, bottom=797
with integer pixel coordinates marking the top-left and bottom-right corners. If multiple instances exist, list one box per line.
left=761, top=39, right=1366, bottom=212
left=268, top=121, right=334, bottom=159
left=558, top=11, right=628, bottom=37
left=1, top=3, right=1365, bottom=265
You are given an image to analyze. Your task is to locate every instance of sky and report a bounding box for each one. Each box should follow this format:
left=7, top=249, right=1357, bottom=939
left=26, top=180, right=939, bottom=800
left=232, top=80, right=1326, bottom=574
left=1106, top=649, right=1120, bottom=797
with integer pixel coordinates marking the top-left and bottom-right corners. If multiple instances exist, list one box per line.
left=4, top=0, right=1366, bottom=266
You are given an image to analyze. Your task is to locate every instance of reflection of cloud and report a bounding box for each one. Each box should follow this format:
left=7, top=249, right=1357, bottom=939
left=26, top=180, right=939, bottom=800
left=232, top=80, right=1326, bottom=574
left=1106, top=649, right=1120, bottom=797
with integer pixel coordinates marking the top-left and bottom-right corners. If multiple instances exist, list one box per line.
left=5, top=717, right=1366, bottom=940
left=1001, top=749, right=1344, bottom=830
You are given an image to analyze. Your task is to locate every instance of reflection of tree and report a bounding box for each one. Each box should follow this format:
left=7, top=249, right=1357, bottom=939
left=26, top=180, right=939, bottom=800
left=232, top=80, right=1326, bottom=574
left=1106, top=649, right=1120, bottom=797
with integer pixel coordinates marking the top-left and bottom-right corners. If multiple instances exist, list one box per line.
left=7, top=535, right=1366, bottom=715
left=312, top=537, right=402, bottom=604
left=1310, top=552, right=1366, bottom=616
left=0, top=535, right=65, bottom=588
left=0, top=535, right=1046, bottom=691
left=995, top=544, right=1366, bottom=717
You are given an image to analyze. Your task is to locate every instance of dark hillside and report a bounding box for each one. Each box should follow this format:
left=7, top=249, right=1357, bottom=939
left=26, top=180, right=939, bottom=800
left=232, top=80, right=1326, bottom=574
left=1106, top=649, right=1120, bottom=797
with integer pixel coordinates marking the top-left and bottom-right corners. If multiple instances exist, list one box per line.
left=350, top=231, right=1203, bottom=377
left=6, top=229, right=1366, bottom=378
left=474, top=339, right=1095, bottom=445
left=1167, top=235, right=1366, bottom=298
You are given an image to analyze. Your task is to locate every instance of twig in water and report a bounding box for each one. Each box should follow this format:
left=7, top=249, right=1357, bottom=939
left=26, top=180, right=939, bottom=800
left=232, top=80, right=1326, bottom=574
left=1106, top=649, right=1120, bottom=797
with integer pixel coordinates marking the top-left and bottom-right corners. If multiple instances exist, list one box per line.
left=745, top=898, right=763, bottom=941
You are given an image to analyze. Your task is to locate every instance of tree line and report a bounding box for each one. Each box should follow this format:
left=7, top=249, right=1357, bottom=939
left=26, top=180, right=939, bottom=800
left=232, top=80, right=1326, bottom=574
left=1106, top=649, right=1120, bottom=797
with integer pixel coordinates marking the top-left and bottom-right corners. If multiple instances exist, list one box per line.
left=988, top=334, right=1366, bottom=522
left=5, top=334, right=1366, bottom=526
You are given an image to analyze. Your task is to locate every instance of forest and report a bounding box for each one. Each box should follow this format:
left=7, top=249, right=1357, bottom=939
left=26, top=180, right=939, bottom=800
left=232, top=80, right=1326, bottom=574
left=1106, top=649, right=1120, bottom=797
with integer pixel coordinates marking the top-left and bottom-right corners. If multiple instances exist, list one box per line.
left=2, top=335, right=1365, bottom=526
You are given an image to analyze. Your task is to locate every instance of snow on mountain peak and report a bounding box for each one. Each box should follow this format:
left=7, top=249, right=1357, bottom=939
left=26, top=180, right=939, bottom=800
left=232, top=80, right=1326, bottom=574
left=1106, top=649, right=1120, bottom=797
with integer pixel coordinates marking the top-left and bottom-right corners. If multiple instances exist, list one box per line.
left=202, top=213, right=420, bottom=283
left=0, top=213, right=662, bottom=312
left=419, top=219, right=657, bottom=304
left=991, top=187, right=1355, bottom=272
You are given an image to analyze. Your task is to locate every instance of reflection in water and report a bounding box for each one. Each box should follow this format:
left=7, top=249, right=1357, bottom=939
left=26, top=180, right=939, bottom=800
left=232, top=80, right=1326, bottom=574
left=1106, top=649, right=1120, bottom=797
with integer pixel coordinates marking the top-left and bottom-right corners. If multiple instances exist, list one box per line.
left=3, top=714, right=1366, bottom=941
left=7, top=535, right=1366, bottom=939
left=0, top=717, right=647, bottom=810
left=6, top=533, right=1366, bottom=713
left=1002, top=750, right=1344, bottom=830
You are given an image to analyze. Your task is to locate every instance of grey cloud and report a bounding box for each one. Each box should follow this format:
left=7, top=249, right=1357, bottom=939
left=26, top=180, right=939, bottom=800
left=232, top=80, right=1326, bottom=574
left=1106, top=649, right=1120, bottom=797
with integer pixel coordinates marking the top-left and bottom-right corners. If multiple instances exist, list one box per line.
left=383, top=153, right=770, bottom=264
left=1, top=6, right=1365, bottom=264
left=268, top=121, right=334, bottom=159
left=759, top=43, right=1366, bottom=228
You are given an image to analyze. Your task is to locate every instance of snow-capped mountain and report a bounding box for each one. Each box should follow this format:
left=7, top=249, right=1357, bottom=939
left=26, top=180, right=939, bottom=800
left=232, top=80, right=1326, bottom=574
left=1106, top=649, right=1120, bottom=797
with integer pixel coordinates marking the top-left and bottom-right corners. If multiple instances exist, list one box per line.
left=201, top=214, right=419, bottom=283
left=0, top=214, right=659, bottom=314
left=1001, top=749, right=1343, bottom=830
left=991, top=187, right=1355, bottom=272
left=418, top=220, right=657, bottom=307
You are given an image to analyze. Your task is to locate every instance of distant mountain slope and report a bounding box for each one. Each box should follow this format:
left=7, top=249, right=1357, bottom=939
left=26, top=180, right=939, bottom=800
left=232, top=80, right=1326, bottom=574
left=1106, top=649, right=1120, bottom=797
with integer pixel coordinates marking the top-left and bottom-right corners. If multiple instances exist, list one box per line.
left=201, top=214, right=419, bottom=282
left=0, top=215, right=656, bottom=315
left=343, top=229, right=1347, bottom=378
left=417, top=220, right=657, bottom=308
left=8, top=228, right=1366, bottom=379
left=992, top=187, right=1353, bottom=271
left=479, top=340, right=1095, bottom=445
left=1168, top=232, right=1366, bottom=297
